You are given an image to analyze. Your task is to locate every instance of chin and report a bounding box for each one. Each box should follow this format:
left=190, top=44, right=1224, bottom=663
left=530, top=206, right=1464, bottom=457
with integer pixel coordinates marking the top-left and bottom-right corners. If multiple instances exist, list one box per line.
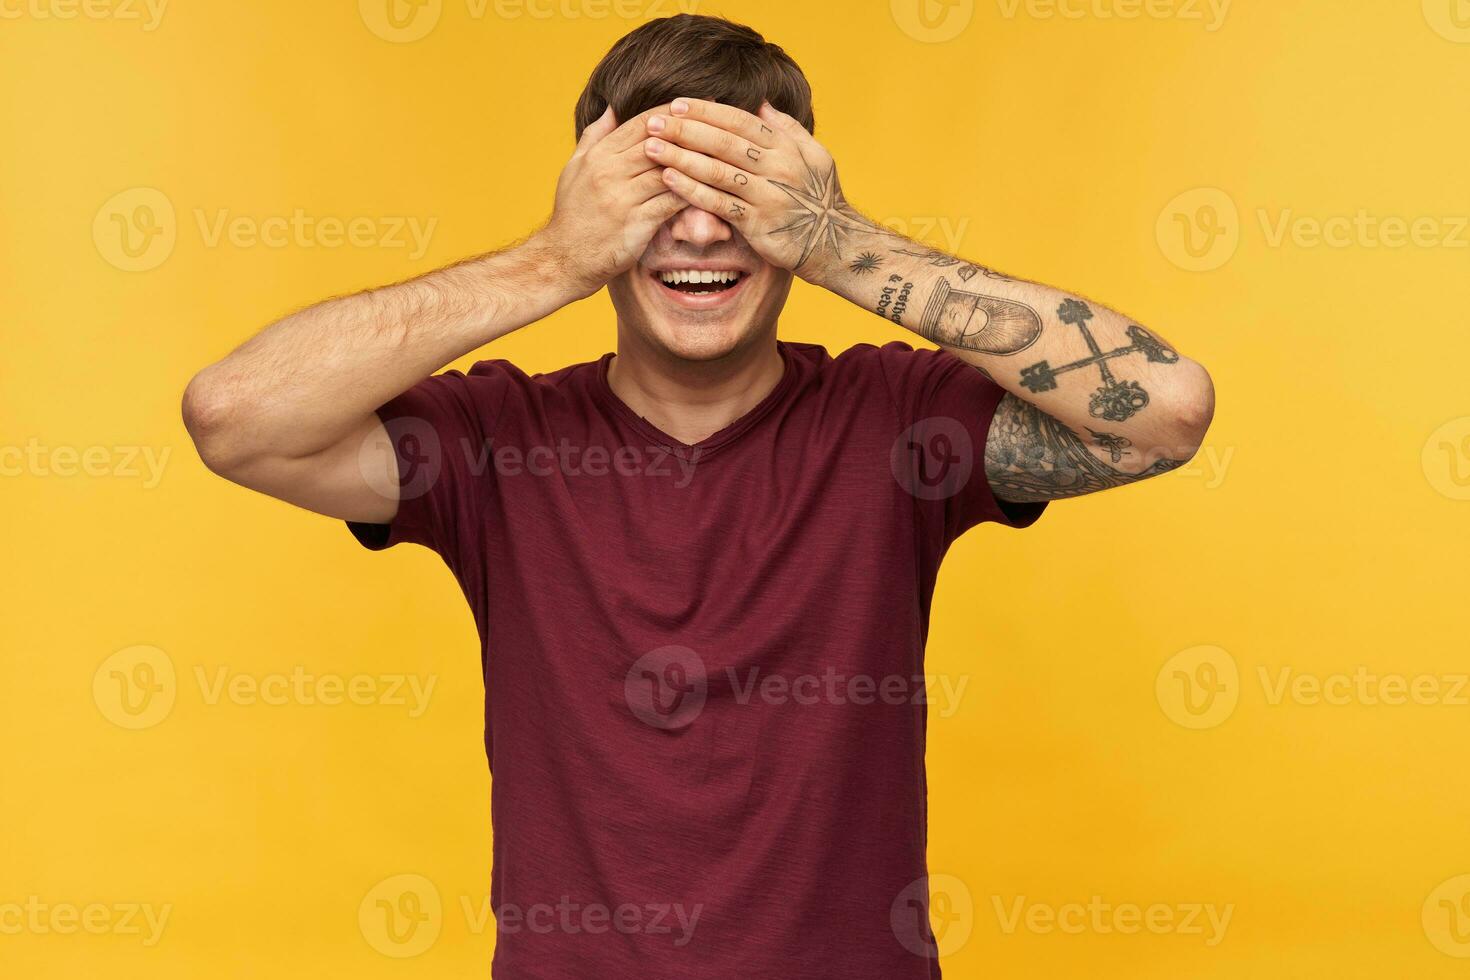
left=609, top=262, right=792, bottom=365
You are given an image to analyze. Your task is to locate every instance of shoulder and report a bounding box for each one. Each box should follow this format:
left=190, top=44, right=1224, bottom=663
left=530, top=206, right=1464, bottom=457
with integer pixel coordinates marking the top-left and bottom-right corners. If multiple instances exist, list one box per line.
left=793, top=339, right=979, bottom=399
left=459, top=355, right=604, bottom=402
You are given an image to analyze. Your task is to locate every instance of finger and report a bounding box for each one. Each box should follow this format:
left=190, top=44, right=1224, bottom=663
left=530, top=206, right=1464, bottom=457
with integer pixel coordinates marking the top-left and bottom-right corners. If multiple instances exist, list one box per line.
left=600, top=102, right=678, bottom=154
left=643, top=137, right=758, bottom=199
left=758, top=101, right=810, bottom=141
left=647, top=114, right=771, bottom=171
left=667, top=97, right=778, bottom=148
left=660, top=167, right=752, bottom=227
left=575, top=105, right=617, bottom=156
left=626, top=190, right=687, bottom=242
left=628, top=166, right=674, bottom=203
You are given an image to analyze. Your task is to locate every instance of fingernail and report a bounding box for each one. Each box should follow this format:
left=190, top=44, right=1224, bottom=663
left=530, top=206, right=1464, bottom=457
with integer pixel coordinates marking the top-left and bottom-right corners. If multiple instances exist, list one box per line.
left=646, top=139, right=664, bottom=153
left=672, top=99, right=689, bottom=115
left=647, top=115, right=666, bottom=133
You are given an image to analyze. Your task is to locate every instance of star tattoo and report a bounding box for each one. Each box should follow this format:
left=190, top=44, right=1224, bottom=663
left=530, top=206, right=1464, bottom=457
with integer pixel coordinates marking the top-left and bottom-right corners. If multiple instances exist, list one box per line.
left=768, top=154, right=875, bottom=271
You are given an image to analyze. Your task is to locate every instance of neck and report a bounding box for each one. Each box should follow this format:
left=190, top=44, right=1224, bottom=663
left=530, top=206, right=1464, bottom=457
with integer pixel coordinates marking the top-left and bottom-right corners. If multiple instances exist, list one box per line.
left=607, top=330, right=785, bottom=446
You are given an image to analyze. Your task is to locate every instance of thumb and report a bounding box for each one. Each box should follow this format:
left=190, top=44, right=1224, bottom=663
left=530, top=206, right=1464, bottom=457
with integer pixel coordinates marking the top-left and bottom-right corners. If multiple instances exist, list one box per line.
left=577, top=104, right=618, bottom=152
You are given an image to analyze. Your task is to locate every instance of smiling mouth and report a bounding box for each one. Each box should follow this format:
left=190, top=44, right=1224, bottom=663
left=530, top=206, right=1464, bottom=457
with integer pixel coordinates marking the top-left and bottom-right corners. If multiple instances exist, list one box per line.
left=654, top=268, right=746, bottom=296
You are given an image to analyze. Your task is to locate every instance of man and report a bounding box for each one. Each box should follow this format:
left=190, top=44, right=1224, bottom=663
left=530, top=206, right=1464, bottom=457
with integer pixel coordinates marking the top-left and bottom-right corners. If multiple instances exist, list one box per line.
left=183, top=14, right=1212, bottom=978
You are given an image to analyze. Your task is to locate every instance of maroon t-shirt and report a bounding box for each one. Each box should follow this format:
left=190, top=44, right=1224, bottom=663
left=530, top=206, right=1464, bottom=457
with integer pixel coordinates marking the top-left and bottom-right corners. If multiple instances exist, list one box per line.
left=348, top=340, right=1043, bottom=979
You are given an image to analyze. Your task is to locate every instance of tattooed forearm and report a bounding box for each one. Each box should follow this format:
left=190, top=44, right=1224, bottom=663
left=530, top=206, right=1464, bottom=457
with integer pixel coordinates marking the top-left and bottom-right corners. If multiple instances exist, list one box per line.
left=985, top=393, right=1187, bottom=502
left=1019, top=299, right=1180, bottom=423
left=916, top=278, right=1043, bottom=355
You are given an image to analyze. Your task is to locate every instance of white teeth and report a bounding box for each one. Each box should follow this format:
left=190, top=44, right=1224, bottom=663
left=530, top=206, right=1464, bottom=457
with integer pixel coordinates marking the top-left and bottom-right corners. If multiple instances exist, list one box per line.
left=658, top=269, right=742, bottom=285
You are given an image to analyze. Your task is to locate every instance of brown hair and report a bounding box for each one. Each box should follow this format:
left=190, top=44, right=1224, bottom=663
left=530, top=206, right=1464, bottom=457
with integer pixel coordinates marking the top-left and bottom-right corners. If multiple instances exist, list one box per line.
left=573, top=15, right=814, bottom=140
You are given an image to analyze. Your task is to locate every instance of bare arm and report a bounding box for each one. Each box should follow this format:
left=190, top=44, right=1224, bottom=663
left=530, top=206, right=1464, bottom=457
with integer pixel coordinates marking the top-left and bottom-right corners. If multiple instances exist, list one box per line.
left=182, top=105, right=685, bottom=522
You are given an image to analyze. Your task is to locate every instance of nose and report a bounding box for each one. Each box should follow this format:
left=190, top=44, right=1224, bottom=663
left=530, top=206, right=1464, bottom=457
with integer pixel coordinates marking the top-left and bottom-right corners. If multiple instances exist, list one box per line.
left=667, top=206, right=732, bottom=248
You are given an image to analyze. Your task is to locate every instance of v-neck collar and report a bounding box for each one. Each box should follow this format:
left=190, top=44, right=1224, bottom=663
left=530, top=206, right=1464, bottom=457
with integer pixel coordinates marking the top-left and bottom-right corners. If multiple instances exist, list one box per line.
left=594, top=342, right=797, bottom=461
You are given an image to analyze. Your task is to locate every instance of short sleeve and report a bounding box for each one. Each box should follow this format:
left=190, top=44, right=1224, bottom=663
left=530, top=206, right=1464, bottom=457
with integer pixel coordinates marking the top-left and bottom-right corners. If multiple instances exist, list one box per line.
left=877, top=342, right=1046, bottom=544
left=346, top=364, right=509, bottom=563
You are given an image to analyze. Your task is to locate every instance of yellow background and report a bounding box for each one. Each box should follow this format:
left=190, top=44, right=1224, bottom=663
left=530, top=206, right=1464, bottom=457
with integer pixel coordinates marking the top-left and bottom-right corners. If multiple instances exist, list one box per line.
left=3, top=0, right=1468, bottom=976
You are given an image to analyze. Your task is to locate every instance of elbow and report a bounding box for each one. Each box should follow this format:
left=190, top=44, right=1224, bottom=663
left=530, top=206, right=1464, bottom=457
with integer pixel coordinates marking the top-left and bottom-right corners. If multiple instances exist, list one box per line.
left=181, top=368, right=256, bottom=478
left=1162, top=360, right=1216, bottom=461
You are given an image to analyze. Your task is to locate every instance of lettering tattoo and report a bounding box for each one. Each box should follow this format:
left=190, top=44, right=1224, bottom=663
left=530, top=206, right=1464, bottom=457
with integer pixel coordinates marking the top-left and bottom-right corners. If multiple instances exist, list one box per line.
left=986, top=394, right=1186, bottom=502
left=917, top=278, right=1043, bottom=355
left=875, top=274, right=917, bottom=323
left=1018, top=299, right=1179, bottom=423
